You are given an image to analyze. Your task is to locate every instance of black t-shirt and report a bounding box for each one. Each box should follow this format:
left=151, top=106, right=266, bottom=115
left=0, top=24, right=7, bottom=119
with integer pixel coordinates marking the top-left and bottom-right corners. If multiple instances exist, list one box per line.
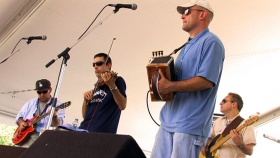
left=79, top=77, right=126, bottom=133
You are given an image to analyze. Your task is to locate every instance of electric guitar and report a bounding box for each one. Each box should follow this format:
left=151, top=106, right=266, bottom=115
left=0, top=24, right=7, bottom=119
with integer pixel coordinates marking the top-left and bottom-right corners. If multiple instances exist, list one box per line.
left=200, top=115, right=259, bottom=158
left=12, top=101, right=71, bottom=145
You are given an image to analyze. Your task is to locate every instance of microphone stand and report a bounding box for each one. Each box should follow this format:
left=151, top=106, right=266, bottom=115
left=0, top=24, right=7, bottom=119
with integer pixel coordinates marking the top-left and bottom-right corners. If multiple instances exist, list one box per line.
left=0, top=49, right=20, bottom=64
left=45, top=48, right=70, bottom=130
left=45, top=5, right=116, bottom=130
left=1, top=39, right=24, bottom=64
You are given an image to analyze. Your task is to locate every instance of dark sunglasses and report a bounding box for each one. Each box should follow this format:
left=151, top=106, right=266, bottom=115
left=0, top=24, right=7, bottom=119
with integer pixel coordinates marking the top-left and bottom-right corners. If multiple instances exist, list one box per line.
left=221, top=99, right=234, bottom=104
left=37, top=90, right=49, bottom=94
left=184, top=8, right=204, bottom=15
left=92, top=61, right=105, bottom=67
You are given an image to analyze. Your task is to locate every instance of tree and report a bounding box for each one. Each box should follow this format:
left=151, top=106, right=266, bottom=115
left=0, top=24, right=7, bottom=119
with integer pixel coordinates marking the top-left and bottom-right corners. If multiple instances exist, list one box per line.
left=0, top=124, right=17, bottom=146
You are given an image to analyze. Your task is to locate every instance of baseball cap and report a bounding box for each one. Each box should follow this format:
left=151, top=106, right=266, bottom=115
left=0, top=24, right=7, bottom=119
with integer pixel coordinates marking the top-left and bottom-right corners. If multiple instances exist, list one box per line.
left=35, top=79, right=51, bottom=90
left=177, top=0, right=214, bottom=14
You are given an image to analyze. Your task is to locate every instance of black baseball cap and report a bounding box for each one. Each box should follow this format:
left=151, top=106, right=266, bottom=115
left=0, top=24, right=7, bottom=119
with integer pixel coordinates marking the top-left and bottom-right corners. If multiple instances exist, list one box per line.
left=35, top=79, right=51, bottom=90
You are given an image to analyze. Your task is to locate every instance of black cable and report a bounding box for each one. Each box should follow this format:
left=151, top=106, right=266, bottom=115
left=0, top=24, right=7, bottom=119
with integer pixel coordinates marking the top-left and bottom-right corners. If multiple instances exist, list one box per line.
left=146, top=90, right=160, bottom=126
left=46, top=4, right=111, bottom=68
left=77, top=4, right=110, bottom=41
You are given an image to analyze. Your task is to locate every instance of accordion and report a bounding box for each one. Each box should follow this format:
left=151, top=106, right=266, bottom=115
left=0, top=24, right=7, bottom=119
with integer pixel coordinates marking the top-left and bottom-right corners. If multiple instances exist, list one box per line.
left=146, top=55, right=175, bottom=101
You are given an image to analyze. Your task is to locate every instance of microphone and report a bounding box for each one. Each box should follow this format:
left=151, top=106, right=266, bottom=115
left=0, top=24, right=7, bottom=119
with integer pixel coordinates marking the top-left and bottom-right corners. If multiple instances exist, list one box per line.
left=109, top=3, right=137, bottom=10
left=22, top=36, right=47, bottom=41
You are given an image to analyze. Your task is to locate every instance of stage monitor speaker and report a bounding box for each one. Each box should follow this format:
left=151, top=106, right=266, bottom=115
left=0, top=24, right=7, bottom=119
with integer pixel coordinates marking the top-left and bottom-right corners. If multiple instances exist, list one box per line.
left=20, top=130, right=146, bottom=158
left=0, top=145, right=27, bottom=158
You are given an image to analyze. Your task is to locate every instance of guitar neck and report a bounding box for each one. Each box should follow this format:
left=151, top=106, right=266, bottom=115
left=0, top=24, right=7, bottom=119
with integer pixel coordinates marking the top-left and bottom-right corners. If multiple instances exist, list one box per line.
left=29, top=106, right=60, bottom=126
left=27, top=101, right=71, bottom=127
left=210, top=123, right=246, bottom=152
left=29, top=113, right=49, bottom=126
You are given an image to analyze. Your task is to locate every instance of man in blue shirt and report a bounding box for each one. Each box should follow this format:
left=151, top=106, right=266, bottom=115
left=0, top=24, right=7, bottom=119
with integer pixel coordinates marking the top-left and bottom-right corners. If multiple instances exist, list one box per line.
left=151, top=0, right=225, bottom=157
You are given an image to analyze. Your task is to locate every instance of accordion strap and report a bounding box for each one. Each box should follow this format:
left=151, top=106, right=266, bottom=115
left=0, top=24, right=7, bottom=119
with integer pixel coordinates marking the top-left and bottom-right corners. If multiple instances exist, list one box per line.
left=168, top=41, right=188, bottom=56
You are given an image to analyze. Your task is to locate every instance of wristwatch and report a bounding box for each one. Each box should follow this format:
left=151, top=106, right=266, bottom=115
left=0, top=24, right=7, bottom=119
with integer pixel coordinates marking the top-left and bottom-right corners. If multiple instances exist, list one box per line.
left=110, top=86, right=118, bottom=92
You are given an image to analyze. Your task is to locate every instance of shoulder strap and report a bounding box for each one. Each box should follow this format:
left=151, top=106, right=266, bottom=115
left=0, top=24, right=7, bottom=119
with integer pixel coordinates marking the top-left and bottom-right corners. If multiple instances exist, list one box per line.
left=40, top=98, right=54, bottom=115
left=222, top=116, right=244, bottom=136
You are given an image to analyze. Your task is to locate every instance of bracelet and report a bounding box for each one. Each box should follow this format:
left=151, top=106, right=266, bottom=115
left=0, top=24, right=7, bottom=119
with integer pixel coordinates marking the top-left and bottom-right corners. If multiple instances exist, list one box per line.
left=110, top=86, right=118, bottom=92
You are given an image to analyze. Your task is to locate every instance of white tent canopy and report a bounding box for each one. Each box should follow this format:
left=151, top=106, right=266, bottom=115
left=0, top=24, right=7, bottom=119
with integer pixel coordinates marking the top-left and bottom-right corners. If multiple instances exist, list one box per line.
left=1, top=1, right=280, bottom=157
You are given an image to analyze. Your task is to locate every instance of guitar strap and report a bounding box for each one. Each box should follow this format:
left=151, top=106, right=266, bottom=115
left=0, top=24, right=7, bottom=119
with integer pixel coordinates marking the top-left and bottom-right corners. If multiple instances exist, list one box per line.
left=37, top=97, right=54, bottom=116
left=208, top=116, right=244, bottom=148
left=221, top=116, right=244, bottom=136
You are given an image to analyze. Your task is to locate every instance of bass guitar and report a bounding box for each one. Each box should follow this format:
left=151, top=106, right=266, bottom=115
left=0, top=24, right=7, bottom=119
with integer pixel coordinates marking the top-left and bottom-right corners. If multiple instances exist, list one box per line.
left=12, top=101, right=71, bottom=145
left=200, top=115, right=259, bottom=158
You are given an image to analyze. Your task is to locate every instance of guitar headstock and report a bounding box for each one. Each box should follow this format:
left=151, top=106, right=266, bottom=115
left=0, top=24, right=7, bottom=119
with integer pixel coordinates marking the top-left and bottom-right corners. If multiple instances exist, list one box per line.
left=244, top=115, right=259, bottom=126
left=58, top=101, right=71, bottom=109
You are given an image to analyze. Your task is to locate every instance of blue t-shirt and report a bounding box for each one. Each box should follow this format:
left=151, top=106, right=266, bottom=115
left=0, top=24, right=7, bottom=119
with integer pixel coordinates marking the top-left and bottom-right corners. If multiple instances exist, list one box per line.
left=79, top=77, right=126, bottom=133
left=160, top=29, right=225, bottom=137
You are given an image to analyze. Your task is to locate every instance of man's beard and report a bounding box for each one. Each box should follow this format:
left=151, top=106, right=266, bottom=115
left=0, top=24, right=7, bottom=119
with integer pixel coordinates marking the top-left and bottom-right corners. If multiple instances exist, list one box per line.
left=95, top=73, right=101, bottom=79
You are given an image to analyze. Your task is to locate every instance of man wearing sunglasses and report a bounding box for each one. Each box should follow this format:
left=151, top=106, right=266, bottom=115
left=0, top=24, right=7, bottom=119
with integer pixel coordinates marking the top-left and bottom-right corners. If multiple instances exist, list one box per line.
left=79, top=53, right=127, bottom=133
left=201, top=93, right=256, bottom=158
left=151, top=0, right=225, bottom=158
left=15, top=79, right=66, bottom=147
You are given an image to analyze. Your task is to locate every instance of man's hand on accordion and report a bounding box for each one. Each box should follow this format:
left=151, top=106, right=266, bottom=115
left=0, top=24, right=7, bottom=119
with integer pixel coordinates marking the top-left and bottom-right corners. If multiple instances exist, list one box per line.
left=158, top=69, right=173, bottom=95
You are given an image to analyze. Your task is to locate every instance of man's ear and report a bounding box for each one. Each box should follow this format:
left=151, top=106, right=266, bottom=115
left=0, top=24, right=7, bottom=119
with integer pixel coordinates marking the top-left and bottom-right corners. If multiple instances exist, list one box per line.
left=200, top=11, right=207, bottom=19
left=232, top=102, right=238, bottom=109
left=108, top=63, right=112, bottom=70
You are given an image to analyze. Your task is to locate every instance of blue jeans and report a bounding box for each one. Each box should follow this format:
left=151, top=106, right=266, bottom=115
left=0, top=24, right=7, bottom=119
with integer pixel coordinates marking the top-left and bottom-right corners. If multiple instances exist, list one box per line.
left=151, top=127, right=207, bottom=158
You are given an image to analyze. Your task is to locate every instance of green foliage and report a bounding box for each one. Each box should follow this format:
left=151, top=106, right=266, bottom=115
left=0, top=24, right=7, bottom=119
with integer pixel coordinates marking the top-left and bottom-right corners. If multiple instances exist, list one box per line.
left=0, top=124, right=17, bottom=146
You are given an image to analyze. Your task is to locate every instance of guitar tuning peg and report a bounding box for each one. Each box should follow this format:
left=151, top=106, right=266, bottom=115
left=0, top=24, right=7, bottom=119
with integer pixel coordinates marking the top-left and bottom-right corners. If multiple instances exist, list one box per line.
left=249, top=112, right=260, bottom=118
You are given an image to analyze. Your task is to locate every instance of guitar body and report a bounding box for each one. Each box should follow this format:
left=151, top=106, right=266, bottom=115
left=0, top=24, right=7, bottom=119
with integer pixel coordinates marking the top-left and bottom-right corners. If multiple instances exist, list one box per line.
left=12, top=101, right=71, bottom=145
left=199, top=152, right=219, bottom=158
left=201, top=135, right=220, bottom=158
left=12, top=116, right=37, bottom=145
left=202, top=150, right=218, bottom=158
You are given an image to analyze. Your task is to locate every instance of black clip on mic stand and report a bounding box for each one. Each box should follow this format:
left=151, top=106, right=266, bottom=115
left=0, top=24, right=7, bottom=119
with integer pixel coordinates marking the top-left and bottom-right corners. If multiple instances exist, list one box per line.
left=44, top=4, right=116, bottom=130
left=113, top=7, right=120, bottom=13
